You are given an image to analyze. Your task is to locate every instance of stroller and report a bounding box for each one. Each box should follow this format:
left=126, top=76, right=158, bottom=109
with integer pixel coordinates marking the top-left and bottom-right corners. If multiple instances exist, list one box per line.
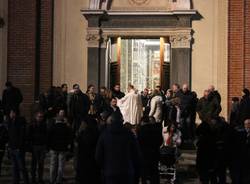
left=159, top=145, right=179, bottom=184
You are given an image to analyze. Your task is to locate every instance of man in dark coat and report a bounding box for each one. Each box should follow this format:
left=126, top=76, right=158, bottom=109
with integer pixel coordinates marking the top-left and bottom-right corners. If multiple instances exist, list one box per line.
left=75, top=116, right=100, bottom=184
left=196, top=121, right=217, bottom=184
left=27, top=111, right=48, bottom=183
left=179, top=84, right=197, bottom=141
left=238, top=88, right=250, bottom=126
left=68, top=84, right=90, bottom=133
left=106, top=97, right=121, bottom=115
left=95, top=112, right=141, bottom=184
left=7, top=109, right=29, bottom=184
left=48, top=109, right=73, bottom=184
left=230, top=119, right=250, bottom=184
left=112, top=84, right=125, bottom=99
left=197, top=89, right=221, bottom=123
left=137, top=116, right=163, bottom=184
left=2, top=82, right=23, bottom=115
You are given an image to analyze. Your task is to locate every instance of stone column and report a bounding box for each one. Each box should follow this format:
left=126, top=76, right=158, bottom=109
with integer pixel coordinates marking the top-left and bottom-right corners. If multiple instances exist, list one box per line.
left=170, top=33, right=192, bottom=86
left=86, top=27, right=102, bottom=89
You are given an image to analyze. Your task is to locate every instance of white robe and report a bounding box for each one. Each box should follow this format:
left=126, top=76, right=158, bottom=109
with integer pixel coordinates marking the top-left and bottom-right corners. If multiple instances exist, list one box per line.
left=118, top=89, right=143, bottom=125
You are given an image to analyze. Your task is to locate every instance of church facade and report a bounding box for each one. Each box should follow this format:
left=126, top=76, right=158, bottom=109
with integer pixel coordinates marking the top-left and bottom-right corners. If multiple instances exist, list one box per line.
left=0, top=0, right=249, bottom=118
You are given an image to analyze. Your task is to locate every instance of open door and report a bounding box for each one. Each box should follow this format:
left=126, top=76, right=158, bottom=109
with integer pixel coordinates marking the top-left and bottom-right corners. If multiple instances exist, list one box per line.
left=109, top=38, right=120, bottom=89
left=160, top=38, right=171, bottom=90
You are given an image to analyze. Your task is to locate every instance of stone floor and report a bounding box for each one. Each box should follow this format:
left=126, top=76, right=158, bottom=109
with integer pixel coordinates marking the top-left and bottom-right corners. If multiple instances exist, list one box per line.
left=0, top=149, right=198, bottom=184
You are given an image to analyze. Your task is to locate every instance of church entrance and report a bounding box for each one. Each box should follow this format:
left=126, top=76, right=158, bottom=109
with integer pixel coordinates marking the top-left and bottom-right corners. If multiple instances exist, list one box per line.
left=82, top=7, right=195, bottom=91
left=109, top=37, right=170, bottom=92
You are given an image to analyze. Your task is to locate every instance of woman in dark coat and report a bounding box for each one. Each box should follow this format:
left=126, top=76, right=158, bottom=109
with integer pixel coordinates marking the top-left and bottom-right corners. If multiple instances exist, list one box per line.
left=75, top=116, right=101, bottom=184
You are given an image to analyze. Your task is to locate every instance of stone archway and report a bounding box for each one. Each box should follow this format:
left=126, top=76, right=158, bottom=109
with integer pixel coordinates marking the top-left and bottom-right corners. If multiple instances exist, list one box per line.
left=83, top=0, right=196, bottom=89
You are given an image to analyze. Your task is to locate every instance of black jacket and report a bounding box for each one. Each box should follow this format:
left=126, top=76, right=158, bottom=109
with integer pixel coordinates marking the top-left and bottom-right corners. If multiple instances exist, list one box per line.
left=137, top=123, right=162, bottom=165
left=48, top=121, right=73, bottom=151
left=69, top=91, right=90, bottom=119
left=112, top=90, right=125, bottom=99
left=2, top=87, right=23, bottom=114
left=179, top=90, right=196, bottom=117
left=28, top=121, right=48, bottom=147
left=76, top=123, right=100, bottom=184
left=238, top=95, right=250, bottom=126
left=95, top=121, right=141, bottom=177
left=7, top=117, right=27, bottom=150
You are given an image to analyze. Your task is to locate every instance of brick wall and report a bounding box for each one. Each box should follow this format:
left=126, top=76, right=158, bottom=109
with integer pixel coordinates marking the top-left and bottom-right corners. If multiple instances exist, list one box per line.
left=228, top=0, right=250, bottom=112
left=7, top=0, right=37, bottom=117
left=39, top=0, right=53, bottom=93
left=7, top=0, right=53, bottom=118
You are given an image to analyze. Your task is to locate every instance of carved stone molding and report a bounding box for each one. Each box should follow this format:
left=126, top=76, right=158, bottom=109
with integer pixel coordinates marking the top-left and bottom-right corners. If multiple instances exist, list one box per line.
left=86, top=28, right=101, bottom=48
left=170, top=33, right=191, bottom=48
left=128, top=0, right=151, bottom=6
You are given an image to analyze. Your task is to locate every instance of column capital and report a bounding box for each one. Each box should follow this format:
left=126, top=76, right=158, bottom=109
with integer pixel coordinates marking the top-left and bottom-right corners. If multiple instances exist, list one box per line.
left=170, top=33, right=192, bottom=48
left=86, top=28, right=101, bottom=48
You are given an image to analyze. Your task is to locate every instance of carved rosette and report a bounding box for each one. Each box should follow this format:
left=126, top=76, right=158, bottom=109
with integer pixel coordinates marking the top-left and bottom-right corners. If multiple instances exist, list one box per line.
left=86, top=28, right=102, bottom=48
left=170, top=33, right=192, bottom=48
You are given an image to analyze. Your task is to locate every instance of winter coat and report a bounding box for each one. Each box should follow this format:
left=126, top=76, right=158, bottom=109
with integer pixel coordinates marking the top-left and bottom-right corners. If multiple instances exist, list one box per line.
left=196, top=122, right=216, bottom=173
left=69, top=91, right=90, bottom=119
left=238, top=95, right=250, bottom=126
left=95, top=121, right=141, bottom=178
left=149, top=95, right=163, bottom=122
left=7, top=117, right=27, bottom=150
left=2, top=87, right=23, bottom=114
left=196, top=95, right=221, bottom=122
left=112, top=90, right=125, bottom=99
left=27, top=121, right=48, bottom=147
left=76, top=123, right=100, bottom=184
left=48, top=120, right=73, bottom=152
left=137, top=123, right=162, bottom=165
left=179, top=90, right=196, bottom=117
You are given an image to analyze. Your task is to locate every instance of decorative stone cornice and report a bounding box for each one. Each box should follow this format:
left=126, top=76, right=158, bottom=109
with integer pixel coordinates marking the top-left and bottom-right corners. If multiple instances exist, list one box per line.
left=170, top=33, right=192, bottom=48
left=86, top=28, right=102, bottom=48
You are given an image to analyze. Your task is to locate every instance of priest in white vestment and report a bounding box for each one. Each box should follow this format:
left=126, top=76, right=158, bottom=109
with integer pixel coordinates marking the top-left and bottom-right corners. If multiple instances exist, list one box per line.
left=118, top=85, right=143, bottom=125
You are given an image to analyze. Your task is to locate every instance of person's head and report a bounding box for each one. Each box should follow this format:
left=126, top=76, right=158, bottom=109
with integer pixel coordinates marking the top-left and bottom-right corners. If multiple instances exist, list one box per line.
left=182, top=84, right=189, bottom=93
left=35, top=111, right=44, bottom=123
left=100, top=86, right=107, bottom=94
left=232, top=97, right=239, bottom=103
left=73, top=84, right=80, bottom=94
left=127, top=84, right=134, bottom=92
left=167, top=123, right=177, bottom=133
left=5, top=81, right=12, bottom=89
left=172, top=83, right=180, bottom=93
left=244, top=119, right=250, bottom=130
left=110, top=97, right=117, bottom=107
left=208, top=85, right=215, bottom=92
left=204, top=89, right=210, bottom=98
left=57, top=109, right=66, bottom=121
left=61, top=83, right=68, bottom=93
left=9, top=109, right=17, bottom=120
left=114, top=84, right=121, bottom=92
left=143, top=88, right=149, bottom=96
left=242, top=88, right=250, bottom=97
left=87, top=84, right=95, bottom=93
left=166, top=89, right=173, bottom=98
left=155, top=85, right=161, bottom=92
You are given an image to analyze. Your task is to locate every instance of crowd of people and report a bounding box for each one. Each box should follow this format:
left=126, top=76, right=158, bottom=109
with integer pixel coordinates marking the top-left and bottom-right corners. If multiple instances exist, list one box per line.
left=0, top=81, right=249, bottom=184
